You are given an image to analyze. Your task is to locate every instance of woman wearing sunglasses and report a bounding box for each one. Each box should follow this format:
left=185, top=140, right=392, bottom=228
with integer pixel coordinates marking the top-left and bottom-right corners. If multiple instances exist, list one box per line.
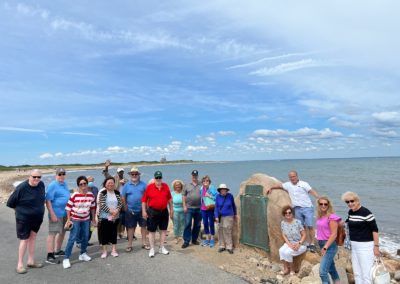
left=278, top=205, right=307, bottom=276
left=342, top=191, right=380, bottom=284
left=62, top=176, right=96, bottom=269
left=316, top=196, right=341, bottom=284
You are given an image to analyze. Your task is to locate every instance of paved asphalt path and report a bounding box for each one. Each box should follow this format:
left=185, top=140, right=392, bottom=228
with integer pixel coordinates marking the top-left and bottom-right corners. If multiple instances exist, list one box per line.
left=0, top=204, right=248, bottom=284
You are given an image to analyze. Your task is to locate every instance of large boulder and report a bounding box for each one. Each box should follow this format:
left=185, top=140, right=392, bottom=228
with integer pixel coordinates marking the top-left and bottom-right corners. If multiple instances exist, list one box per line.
left=233, top=173, right=292, bottom=261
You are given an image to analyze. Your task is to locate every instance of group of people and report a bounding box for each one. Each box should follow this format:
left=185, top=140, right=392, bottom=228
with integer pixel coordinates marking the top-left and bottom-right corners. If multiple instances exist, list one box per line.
left=6, top=163, right=238, bottom=274
left=7, top=166, right=381, bottom=284
left=270, top=171, right=380, bottom=284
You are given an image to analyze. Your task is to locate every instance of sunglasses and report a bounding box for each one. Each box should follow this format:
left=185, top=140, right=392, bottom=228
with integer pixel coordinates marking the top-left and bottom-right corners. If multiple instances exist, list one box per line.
left=285, top=211, right=292, bottom=215
left=319, top=203, right=329, bottom=206
left=79, top=182, right=87, bottom=186
left=31, top=176, right=42, bottom=179
left=58, top=173, right=66, bottom=176
left=130, top=173, right=139, bottom=176
left=155, top=177, right=162, bottom=179
left=203, top=180, right=210, bottom=182
left=345, top=200, right=355, bottom=204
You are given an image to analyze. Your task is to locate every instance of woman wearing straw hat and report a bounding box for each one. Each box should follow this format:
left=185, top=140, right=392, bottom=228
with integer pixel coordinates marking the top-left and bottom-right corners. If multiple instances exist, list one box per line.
left=214, top=184, right=237, bottom=254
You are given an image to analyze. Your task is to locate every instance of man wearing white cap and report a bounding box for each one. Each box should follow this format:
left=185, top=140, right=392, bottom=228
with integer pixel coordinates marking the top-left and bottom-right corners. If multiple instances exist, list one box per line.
left=121, top=167, right=149, bottom=252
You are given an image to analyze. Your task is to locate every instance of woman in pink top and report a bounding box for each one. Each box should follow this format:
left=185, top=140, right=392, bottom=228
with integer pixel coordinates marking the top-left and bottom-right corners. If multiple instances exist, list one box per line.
left=316, top=196, right=341, bottom=284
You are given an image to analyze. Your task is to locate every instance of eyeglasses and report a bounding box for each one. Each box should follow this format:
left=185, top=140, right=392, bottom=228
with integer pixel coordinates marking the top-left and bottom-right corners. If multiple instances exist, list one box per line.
left=58, top=173, right=66, bottom=176
left=31, top=176, right=42, bottom=179
left=79, top=182, right=87, bottom=186
left=345, top=200, right=355, bottom=204
left=319, top=203, right=328, bottom=206
left=155, top=177, right=162, bottom=180
left=284, top=211, right=292, bottom=215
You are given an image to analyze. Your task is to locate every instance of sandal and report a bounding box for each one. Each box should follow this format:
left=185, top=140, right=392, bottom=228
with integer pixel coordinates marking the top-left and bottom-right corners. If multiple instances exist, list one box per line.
left=125, top=247, right=133, bottom=252
left=142, top=244, right=150, bottom=250
left=27, top=263, right=43, bottom=268
left=290, top=271, right=296, bottom=276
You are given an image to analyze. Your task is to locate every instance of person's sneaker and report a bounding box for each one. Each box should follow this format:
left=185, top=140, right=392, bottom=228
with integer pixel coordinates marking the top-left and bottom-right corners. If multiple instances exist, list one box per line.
left=181, top=242, right=189, bottom=249
left=54, top=250, right=65, bottom=257
left=87, top=242, right=94, bottom=247
left=158, top=246, right=169, bottom=255
left=201, top=240, right=210, bottom=247
left=149, top=248, right=155, bottom=258
left=45, top=253, right=57, bottom=264
left=192, top=240, right=200, bottom=245
left=209, top=239, right=215, bottom=248
left=78, top=253, right=92, bottom=262
left=76, top=244, right=81, bottom=249
left=62, top=259, right=71, bottom=269
left=218, top=248, right=226, bottom=253
left=227, top=249, right=234, bottom=254
left=111, top=251, right=119, bottom=257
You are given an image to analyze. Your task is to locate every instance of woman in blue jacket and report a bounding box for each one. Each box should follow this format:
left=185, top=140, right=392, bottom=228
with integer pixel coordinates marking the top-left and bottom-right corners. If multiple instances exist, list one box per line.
left=214, top=184, right=236, bottom=254
left=200, top=175, right=217, bottom=247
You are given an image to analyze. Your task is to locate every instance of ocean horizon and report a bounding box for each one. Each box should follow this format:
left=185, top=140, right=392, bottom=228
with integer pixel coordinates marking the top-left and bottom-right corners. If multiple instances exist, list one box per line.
left=38, top=157, right=400, bottom=257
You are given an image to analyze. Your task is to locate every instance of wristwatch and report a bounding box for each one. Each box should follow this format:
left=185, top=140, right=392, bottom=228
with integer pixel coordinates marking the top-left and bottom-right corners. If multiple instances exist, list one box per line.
left=323, top=247, right=327, bottom=251
left=298, top=241, right=302, bottom=245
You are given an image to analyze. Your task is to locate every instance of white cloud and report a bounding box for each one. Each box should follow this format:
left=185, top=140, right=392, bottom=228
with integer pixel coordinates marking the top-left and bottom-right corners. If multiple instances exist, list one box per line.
left=218, top=131, right=236, bottom=136
left=252, top=127, right=343, bottom=139
left=0, top=126, right=44, bottom=133
left=61, top=132, right=100, bottom=137
left=250, top=59, right=327, bottom=76
left=185, top=145, right=208, bottom=152
left=39, top=153, right=53, bottom=159
left=372, top=112, right=400, bottom=126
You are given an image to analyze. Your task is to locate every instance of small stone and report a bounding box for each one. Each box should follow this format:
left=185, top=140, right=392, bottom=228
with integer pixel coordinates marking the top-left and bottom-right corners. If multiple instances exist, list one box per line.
left=394, top=270, right=400, bottom=281
left=270, top=264, right=281, bottom=272
left=249, top=257, right=259, bottom=263
left=219, top=265, right=224, bottom=270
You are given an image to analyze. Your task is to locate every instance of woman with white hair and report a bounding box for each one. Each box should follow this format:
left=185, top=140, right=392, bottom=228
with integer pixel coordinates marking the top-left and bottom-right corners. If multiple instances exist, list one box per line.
left=342, top=191, right=380, bottom=284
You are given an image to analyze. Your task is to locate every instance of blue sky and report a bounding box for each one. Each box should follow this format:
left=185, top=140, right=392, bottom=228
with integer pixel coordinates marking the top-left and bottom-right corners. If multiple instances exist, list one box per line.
left=1, top=1, right=400, bottom=165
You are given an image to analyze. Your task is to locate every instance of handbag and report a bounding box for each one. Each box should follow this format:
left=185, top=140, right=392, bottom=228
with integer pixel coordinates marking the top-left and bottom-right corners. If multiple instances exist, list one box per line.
left=203, top=196, right=215, bottom=210
left=370, top=257, right=391, bottom=284
left=336, top=222, right=346, bottom=246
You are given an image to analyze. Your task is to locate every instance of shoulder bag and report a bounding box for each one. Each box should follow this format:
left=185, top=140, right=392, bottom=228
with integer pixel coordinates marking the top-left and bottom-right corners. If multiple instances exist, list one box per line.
left=370, top=257, right=391, bottom=284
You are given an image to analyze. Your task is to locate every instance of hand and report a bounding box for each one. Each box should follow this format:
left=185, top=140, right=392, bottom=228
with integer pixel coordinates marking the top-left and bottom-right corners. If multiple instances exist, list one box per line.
left=266, top=188, right=271, bottom=195
left=320, top=248, right=327, bottom=257
left=92, top=220, right=97, bottom=227
left=214, top=218, right=219, bottom=223
left=292, top=243, right=300, bottom=251
left=373, top=246, right=380, bottom=257
left=170, top=211, right=174, bottom=219
left=183, top=206, right=187, bottom=213
left=142, top=211, right=148, bottom=219
left=105, top=159, right=111, bottom=167
left=50, top=214, right=58, bottom=223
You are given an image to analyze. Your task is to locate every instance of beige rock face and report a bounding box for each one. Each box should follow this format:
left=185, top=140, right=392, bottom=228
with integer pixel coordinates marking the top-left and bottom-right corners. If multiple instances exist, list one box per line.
left=234, top=173, right=292, bottom=261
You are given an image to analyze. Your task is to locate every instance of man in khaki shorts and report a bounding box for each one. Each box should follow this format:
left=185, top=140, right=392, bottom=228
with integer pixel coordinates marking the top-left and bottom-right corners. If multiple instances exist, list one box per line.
left=45, top=168, right=70, bottom=264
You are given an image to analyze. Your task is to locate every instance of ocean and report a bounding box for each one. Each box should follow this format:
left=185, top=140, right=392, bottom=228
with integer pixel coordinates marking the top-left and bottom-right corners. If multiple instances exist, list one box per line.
left=41, top=157, right=400, bottom=256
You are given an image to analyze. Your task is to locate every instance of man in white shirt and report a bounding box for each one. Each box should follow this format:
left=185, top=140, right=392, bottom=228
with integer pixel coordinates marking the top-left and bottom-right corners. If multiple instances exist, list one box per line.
left=267, top=170, right=319, bottom=252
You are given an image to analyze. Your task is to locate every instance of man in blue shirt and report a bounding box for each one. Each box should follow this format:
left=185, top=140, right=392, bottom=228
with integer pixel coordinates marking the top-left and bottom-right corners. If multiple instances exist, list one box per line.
left=45, top=168, right=70, bottom=264
left=121, top=167, right=148, bottom=252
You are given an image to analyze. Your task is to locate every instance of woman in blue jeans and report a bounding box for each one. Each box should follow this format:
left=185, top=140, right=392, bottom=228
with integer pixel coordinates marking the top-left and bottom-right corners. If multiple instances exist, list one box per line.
left=199, top=175, right=217, bottom=247
left=316, top=196, right=341, bottom=284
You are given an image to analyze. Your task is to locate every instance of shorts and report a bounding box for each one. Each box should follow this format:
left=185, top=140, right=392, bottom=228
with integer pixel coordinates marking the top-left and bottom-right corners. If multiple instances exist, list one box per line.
left=146, top=208, right=169, bottom=233
left=125, top=210, right=147, bottom=229
left=48, top=216, right=67, bottom=234
left=16, top=218, right=42, bottom=240
left=294, top=206, right=314, bottom=227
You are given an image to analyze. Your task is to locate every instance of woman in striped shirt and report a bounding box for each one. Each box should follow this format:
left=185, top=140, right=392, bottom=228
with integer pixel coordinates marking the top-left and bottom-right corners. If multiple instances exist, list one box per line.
left=63, top=176, right=96, bottom=269
left=342, top=191, right=380, bottom=284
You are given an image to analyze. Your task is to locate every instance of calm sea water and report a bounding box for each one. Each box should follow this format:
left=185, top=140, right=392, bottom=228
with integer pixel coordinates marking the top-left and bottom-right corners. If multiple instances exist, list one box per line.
left=41, top=157, right=400, bottom=255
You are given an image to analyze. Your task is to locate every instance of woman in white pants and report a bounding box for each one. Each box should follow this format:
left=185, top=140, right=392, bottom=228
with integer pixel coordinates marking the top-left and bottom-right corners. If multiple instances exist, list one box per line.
left=342, top=191, right=380, bottom=284
left=279, top=205, right=307, bottom=276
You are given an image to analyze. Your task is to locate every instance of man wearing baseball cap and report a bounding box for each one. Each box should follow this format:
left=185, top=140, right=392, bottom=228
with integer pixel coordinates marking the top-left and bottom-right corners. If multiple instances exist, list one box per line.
left=44, top=168, right=70, bottom=264
left=141, top=171, right=173, bottom=258
left=181, top=170, right=202, bottom=248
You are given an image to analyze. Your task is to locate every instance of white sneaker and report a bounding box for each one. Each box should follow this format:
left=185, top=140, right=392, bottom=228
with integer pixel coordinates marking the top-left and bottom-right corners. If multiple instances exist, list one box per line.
left=63, top=259, right=71, bottom=269
left=149, top=248, right=155, bottom=258
left=78, top=253, right=92, bottom=262
left=159, top=246, right=169, bottom=255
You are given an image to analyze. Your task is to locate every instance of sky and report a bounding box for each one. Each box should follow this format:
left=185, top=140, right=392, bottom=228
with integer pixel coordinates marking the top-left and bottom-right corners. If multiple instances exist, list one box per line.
left=1, top=1, right=400, bottom=165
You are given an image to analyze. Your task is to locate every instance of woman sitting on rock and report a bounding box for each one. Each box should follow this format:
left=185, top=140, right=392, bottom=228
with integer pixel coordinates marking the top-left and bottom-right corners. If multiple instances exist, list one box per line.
left=316, top=196, right=341, bottom=284
left=279, top=205, right=307, bottom=276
